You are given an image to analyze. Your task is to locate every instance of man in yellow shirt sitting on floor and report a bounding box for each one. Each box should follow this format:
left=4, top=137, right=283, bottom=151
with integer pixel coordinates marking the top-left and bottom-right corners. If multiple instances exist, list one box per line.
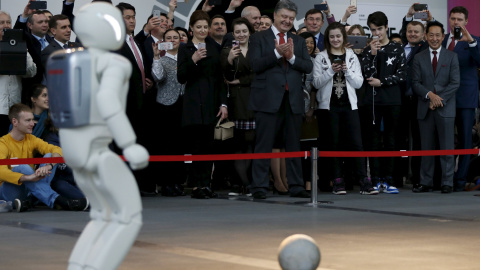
left=0, top=103, right=88, bottom=212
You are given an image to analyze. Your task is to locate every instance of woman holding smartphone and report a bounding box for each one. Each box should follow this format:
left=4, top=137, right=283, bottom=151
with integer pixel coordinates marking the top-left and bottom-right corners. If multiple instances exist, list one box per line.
left=220, top=18, right=255, bottom=196
left=177, top=10, right=227, bottom=199
left=151, top=29, right=187, bottom=197
left=312, top=22, right=377, bottom=195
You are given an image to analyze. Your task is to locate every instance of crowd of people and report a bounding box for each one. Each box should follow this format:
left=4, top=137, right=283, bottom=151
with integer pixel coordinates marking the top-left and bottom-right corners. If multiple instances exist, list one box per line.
left=0, top=0, right=479, bottom=210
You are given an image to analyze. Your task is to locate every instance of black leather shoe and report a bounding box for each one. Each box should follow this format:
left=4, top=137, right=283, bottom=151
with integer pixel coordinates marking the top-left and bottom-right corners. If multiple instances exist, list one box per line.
left=173, top=184, right=186, bottom=196
left=290, top=190, right=311, bottom=198
left=252, top=191, right=267, bottom=199
left=441, top=185, right=453, bottom=194
left=202, top=187, right=218, bottom=198
left=412, top=184, right=432, bottom=193
left=191, top=188, right=208, bottom=199
left=161, top=186, right=177, bottom=197
left=140, top=190, right=157, bottom=197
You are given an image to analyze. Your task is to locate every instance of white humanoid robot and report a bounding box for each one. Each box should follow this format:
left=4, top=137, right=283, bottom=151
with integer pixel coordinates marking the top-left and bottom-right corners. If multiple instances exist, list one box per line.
left=46, top=3, right=149, bottom=270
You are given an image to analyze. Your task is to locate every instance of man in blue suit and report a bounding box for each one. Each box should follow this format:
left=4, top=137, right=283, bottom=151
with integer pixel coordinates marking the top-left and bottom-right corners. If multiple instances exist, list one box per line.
left=248, top=0, right=313, bottom=199
left=442, top=6, right=480, bottom=191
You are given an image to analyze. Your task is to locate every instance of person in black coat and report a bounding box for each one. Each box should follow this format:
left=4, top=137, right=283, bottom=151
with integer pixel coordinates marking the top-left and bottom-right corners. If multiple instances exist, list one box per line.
left=177, top=10, right=228, bottom=199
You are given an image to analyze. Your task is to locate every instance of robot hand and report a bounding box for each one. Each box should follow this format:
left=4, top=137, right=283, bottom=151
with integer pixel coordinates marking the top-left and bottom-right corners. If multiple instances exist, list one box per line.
left=123, top=144, right=149, bottom=170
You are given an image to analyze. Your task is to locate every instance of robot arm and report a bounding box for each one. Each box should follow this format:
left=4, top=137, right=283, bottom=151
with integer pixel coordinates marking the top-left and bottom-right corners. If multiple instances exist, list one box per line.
left=96, top=55, right=149, bottom=170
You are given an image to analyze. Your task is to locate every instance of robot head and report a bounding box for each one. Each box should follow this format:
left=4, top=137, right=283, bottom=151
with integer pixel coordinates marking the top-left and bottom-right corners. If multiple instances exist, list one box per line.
left=74, top=2, right=125, bottom=51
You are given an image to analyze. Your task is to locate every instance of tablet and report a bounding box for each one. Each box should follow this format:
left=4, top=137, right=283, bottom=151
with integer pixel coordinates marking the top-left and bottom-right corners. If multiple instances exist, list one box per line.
left=347, top=35, right=367, bottom=49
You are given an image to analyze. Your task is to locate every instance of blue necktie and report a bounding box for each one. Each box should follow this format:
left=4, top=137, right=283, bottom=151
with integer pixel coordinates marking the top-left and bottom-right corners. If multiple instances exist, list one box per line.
left=39, top=39, right=46, bottom=50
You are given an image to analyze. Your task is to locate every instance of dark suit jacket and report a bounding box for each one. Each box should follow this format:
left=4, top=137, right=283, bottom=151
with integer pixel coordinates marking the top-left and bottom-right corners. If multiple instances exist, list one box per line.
left=316, top=32, right=325, bottom=51
left=220, top=46, right=255, bottom=120
left=401, top=40, right=428, bottom=96
left=14, top=15, right=54, bottom=103
left=177, top=38, right=227, bottom=126
left=411, top=48, right=460, bottom=119
left=442, top=34, right=480, bottom=108
left=41, top=41, right=81, bottom=69
left=114, top=35, right=153, bottom=127
left=247, top=28, right=313, bottom=114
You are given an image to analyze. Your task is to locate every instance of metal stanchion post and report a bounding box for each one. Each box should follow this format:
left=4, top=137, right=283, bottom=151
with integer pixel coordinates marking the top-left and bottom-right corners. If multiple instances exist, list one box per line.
left=305, top=147, right=333, bottom=207
left=310, top=147, right=318, bottom=205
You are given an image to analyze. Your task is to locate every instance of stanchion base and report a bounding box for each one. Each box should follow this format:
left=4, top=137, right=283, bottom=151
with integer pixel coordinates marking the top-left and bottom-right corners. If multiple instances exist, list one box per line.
left=298, top=201, right=334, bottom=206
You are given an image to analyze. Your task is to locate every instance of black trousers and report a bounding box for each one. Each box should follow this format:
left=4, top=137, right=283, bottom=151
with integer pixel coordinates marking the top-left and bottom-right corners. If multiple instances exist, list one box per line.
left=362, top=105, right=401, bottom=178
left=183, top=124, right=214, bottom=188
left=317, top=106, right=366, bottom=181
left=250, top=92, right=304, bottom=194
left=147, top=99, right=185, bottom=187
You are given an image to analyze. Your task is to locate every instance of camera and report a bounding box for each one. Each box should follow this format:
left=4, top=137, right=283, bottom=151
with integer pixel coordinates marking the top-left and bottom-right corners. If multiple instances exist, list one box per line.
left=0, top=29, right=27, bottom=75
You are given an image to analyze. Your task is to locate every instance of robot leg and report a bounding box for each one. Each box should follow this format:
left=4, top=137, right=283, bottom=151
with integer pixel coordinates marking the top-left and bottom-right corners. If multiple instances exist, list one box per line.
left=68, top=168, right=111, bottom=270
left=76, top=150, right=142, bottom=270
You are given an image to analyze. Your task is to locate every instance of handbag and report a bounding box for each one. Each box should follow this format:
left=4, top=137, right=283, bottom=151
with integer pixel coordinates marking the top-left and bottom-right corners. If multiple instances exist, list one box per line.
left=214, top=118, right=235, bottom=141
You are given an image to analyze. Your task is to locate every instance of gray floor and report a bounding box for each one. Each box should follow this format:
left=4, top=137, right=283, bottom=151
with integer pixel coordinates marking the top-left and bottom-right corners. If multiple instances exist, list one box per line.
left=1, top=187, right=480, bottom=270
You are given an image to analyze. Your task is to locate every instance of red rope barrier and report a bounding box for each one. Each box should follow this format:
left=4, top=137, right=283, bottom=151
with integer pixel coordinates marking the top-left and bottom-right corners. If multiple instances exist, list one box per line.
left=0, top=149, right=478, bottom=165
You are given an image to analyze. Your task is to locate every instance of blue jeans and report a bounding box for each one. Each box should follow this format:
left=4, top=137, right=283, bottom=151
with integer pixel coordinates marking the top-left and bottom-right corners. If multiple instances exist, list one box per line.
left=0, top=154, right=59, bottom=208
left=51, top=166, right=85, bottom=199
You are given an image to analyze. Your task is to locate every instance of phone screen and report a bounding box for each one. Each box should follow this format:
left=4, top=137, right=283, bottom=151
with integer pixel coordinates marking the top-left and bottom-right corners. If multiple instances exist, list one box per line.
left=29, top=1, right=47, bottom=10
left=454, top=27, right=461, bottom=40
left=413, top=4, right=428, bottom=11
left=314, top=4, right=328, bottom=11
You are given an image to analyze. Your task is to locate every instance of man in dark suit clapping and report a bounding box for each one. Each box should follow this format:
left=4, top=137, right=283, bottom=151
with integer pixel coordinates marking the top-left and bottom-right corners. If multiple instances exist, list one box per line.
left=412, top=21, right=460, bottom=194
left=248, top=0, right=313, bottom=199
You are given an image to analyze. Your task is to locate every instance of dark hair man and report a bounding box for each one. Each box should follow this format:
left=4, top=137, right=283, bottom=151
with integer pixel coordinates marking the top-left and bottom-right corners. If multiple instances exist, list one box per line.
left=248, top=0, right=313, bottom=199
left=412, top=21, right=460, bottom=194
left=361, top=11, right=406, bottom=194
left=444, top=6, right=480, bottom=191
left=41, top=15, right=81, bottom=69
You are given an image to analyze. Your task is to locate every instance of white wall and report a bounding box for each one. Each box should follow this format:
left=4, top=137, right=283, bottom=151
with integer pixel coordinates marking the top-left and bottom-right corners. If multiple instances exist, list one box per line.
left=0, top=0, right=448, bottom=38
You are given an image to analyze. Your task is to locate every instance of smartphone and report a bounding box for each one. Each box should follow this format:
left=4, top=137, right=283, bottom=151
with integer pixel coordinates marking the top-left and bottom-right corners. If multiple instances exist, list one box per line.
left=333, top=58, right=343, bottom=65
left=314, top=3, right=328, bottom=11
left=350, top=0, right=357, bottom=7
left=29, top=1, right=47, bottom=10
left=413, top=4, right=428, bottom=11
left=347, top=35, right=367, bottom=49
left=198, top=42, right=206, bottom=50
left=208, top=0, right=222, bottom=5
left=159, top=42, right=173, bottom=51
left=413, top=12, right=428, bottom=20
left=152, top=10, right=161, bottom=18
left=454, top=26, right=461, bottom=40
left=232, top=40, right=239, bottom=47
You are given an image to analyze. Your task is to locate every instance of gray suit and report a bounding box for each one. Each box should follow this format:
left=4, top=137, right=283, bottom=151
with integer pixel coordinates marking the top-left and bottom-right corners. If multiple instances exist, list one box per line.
left=411, top=47, right=460, bottom=187
left=247, top=27, right=313, bottom=195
